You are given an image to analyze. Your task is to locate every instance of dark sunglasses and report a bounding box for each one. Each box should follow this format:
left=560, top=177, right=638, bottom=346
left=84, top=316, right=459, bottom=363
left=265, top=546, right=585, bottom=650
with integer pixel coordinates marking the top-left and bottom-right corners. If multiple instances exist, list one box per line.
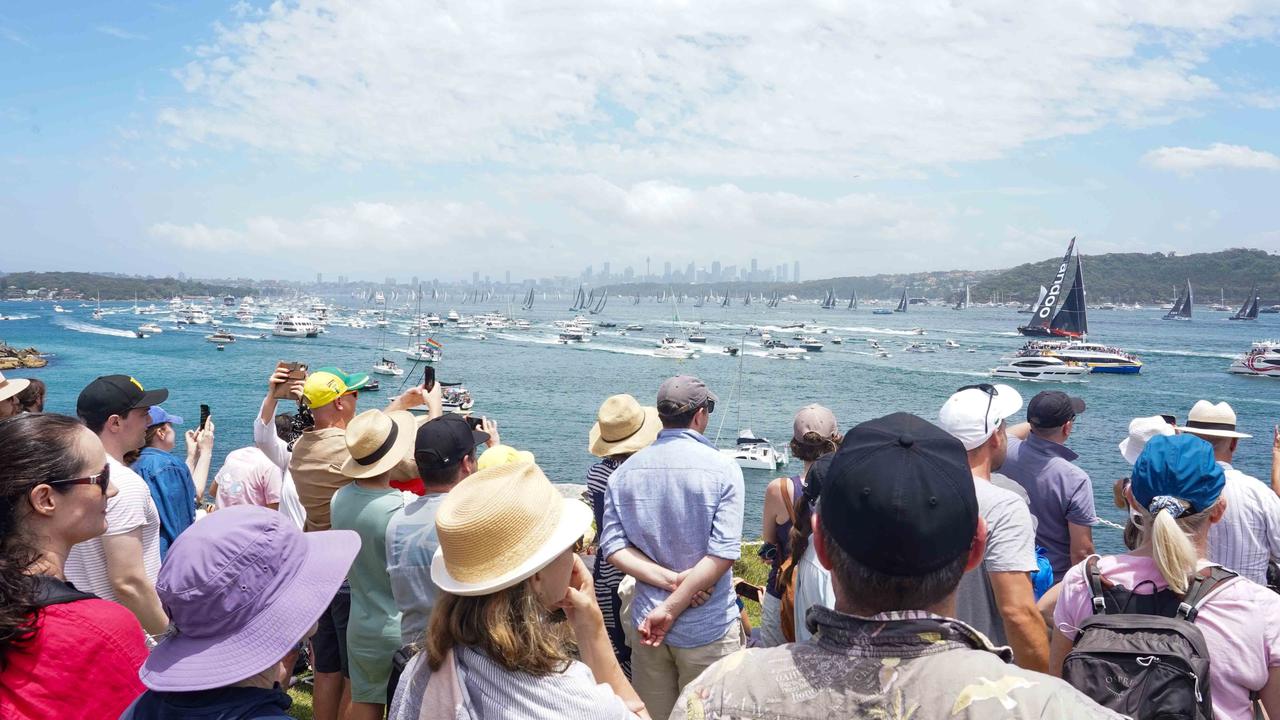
left=957, top=383, right=998, bottom=434
left=704, top=398, right=716, bottom=415
left=48, top=463, right=111, bottom=494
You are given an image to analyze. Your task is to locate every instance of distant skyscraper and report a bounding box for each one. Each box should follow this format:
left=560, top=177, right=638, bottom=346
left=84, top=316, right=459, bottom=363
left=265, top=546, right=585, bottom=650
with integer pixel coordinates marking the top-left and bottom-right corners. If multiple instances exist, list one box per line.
left=316, top=272, right=323, bottom=285
left=646, top=257, right=651, bottom=282
left=711, top=260, right=721, bottom=282
left=685, top=262, right=695, bottom=282
left=584, top=265, right=593, bottom=282
left=750, top=258, right=758, bottom=281
left=412, top=275, right=419, bottom=288
left=663, top=261, right=672, bottom=282
left=602, top=261, right=611, bottom=281
left=385, top=276, right=397, bottom=286
left=623, top=266, right=634, bottom=281
left=793, top=261, right=800, bottom=283
left=472, top=271, right=480, bottom=285
left=505, top=270, right=511, bottom=285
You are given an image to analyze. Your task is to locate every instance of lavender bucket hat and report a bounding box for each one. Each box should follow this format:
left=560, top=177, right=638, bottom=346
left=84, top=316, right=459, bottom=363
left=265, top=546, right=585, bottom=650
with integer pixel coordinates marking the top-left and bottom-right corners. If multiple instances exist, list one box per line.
left=139, top=505, right=359, bottom=691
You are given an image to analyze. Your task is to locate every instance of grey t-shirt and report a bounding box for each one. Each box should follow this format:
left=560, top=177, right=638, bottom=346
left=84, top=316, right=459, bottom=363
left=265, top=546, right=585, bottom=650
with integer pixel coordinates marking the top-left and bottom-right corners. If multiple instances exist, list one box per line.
left=385, top=492, right=448, bottom=646
left=1001, top=435, right=1095, bottom=578
left=954, top=475, right=1038, bottom=646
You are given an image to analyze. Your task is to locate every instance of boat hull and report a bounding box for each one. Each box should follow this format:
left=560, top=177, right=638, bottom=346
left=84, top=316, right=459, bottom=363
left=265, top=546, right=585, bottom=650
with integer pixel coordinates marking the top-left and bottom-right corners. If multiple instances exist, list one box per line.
left=1089, top=365, right=1141, bottom=375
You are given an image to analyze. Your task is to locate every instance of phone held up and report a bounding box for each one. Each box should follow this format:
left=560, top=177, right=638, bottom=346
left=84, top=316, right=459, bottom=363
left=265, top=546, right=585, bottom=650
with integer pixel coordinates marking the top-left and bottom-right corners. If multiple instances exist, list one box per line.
left=734, top=580, right=762, bottom=604
left=273, top=361, right=308, bottom=399
left=465, top=415, right=484, bottom=431
left=198, top=404, right=211, bottom=431
left=423, top=365, right=435, bottom=392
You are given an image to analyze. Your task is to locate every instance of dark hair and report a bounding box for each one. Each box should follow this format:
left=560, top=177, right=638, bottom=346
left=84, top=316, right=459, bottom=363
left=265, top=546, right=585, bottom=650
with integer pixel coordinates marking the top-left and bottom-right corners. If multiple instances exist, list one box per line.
left=658, top=404, right=699, bottom=429
left=143, top=423, right=165, bottom=448
left=826, top=535, right=969, bottom=614
left=782, top=451, right=837, bottom=590
left=0, top=414, right=92, bottom=664
left=275, top=413, right=302, bottom=445
left=790, top=431, right=841, bottom=463
left=418, top=448, right=476, bottom=488
left=79, top=410, right=109, bottom=435
left=16, top=379, right=45, bottom=413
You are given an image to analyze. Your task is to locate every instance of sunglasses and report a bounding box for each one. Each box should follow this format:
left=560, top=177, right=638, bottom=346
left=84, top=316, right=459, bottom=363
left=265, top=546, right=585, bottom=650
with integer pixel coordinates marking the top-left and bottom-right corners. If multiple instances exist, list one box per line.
left=48, top=463, right=111, bottom=494
left=957, top=383, right=998, bottom=434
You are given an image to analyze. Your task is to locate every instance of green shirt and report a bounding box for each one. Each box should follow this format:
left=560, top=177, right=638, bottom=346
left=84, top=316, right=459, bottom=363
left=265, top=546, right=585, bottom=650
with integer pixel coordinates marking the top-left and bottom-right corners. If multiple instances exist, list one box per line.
left=331, top=483, right=405, bottom=654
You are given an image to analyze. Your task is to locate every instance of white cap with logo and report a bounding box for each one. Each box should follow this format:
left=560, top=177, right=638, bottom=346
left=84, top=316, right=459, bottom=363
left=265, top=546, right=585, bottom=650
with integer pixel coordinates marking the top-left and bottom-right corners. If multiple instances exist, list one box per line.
left=937, top=383, right=1024, bottom=451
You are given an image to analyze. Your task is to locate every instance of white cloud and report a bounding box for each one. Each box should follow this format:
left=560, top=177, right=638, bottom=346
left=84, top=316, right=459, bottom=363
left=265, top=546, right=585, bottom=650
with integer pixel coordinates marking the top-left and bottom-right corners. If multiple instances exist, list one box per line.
left=96, top=25, right=147, bottom=41
left=1143, top=143, right=1280, bottom=174
left=158, top=0, right=1280, bottom=179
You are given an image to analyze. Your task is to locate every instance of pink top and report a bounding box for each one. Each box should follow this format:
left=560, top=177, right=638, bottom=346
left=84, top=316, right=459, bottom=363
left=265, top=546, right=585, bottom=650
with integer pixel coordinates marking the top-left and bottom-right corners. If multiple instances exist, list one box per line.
left=1056, top=554, right=1280, bottom=720
left=214, top=446, right=283, bottom=510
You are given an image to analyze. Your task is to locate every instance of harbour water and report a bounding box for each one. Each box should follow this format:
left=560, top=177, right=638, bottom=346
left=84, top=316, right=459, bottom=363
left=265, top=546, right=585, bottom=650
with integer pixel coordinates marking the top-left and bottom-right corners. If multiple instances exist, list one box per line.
left=3, top=298, right=1277, bottom=556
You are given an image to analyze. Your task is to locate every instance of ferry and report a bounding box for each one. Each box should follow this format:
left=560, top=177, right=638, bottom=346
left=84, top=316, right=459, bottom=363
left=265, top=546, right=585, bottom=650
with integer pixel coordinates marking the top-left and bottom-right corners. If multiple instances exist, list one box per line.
left=273, top=314, right=320, bottom=338
left=1228, top=341, right=1280, bottom=377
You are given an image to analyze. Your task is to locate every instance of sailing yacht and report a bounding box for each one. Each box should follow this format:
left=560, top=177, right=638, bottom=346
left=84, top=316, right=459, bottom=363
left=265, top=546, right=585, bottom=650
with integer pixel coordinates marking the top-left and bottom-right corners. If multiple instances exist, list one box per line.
left=848, top=288, right=858, bottom=310
left=1018, top=238, right=1076, bottom=337
left=820, top=288, right=836, bottom=310
left=1228, top=287, right=1260, bottom=321
left=1211, top=289, right=1232, bottom=312
left=1163, top=280, right=1193, bottom=321
left=892, top=289, right=908, bottom=313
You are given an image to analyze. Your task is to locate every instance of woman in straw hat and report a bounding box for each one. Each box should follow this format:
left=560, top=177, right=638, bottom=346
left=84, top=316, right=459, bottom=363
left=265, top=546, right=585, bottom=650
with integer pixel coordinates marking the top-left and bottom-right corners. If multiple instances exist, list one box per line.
left=586, top=393, right=662, bottom=677
left=332, top=409, right=417, bottom=720
left=122, top=504, right=359, bottom=719
left=0, top=414, right=147, bottom=720
left=389, top=461, right=649, bottom=719
left=1049, top=435, right=1280, bottom=720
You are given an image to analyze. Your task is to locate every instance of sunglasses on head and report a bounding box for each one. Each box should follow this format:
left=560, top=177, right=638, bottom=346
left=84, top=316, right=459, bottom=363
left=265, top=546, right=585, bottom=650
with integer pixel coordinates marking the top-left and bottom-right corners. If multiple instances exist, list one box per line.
left=957, top=383, right=998, bottom=434
left=48, top=463, right=110, bottom=494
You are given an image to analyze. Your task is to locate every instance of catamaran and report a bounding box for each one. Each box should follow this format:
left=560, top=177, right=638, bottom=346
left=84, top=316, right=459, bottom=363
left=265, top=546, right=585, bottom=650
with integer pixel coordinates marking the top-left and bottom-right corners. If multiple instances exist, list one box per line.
left=1228, top=341, right=1280, bottom=377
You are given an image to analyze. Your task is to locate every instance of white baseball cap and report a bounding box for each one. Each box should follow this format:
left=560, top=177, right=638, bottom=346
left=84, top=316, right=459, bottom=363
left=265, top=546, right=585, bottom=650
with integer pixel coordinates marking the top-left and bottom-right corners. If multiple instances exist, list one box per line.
left=938, top=383, right=1024, bottom=451
left=1118, top=415, right=1176, bottom=465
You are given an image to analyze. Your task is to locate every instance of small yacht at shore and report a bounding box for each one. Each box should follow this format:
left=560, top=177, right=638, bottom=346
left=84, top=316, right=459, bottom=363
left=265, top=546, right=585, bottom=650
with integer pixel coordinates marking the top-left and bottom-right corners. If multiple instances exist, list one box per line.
left=719, top=430, right=789, bottom=470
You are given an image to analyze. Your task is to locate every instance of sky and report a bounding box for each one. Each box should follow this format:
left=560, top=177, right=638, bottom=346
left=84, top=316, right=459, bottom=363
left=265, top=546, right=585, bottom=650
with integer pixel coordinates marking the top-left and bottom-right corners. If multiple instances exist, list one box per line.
left=2, top=1, right=1279, bottom=283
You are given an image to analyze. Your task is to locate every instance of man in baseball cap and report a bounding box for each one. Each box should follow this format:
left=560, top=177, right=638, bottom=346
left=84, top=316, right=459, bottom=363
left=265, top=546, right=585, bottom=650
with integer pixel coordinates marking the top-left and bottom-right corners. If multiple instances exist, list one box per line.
left=938, top=385, right=1047, bottom=671
left=598, top=374, right=742, bottom=719
left=669, top=413, right=1111, bottom=719
left=999, top=390, right=1095, bottom=580
left=65, top=374, right=171, bottom=638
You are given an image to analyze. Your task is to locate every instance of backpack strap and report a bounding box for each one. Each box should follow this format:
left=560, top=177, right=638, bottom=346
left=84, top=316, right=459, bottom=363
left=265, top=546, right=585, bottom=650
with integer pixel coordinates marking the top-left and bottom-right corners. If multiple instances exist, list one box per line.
left=31, top=575, right=96, bottom=608
left=1177, top=566, right=1239, bottom=621
left=780, top=476, right=797, bottom=525
left=1083, top=555, right=1107, bottom=614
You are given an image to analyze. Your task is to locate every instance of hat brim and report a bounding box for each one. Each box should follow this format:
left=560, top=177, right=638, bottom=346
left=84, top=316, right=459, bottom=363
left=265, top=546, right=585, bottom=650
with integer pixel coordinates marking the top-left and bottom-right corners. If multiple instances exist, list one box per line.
left=135, top=388, right=169, bottom=409
left=139, top=527, right=359, bottom=692
left=1180, top=427, right=1252, bottom=440
left=1118, top=438, right=1141, bottom=465
left=589, top=406, right=661, bottom=457
left=0, top=378, right=31, bottom=403
left=430, top=497, right=593, bottom=597
left=340, top=411, right=418, bottom=479
left=345, top=373, right=371, bottom=391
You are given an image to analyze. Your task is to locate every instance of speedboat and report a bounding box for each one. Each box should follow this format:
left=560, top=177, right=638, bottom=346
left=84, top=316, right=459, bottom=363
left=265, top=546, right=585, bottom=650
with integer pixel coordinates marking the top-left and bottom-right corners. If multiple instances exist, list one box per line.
left=53, top=304, right=69, bottom=313
left=904, top=342, right=935, bottom=353
left=373, top=358, right=404, bottom=376
left=944, top=339, right=960, bottom=349
left=722, top=346, right=740, bottom=356
left=138, top=323, right=163, bottom=335
left=625, top=324, right=644, bottom=331
left=768, top=346, right=807, bottom=360
left=205, top=329, right=236, bottom=344
left=1018, top=341, right=1142, bottom=374
left=655, top=337, right=696, bottom=359
left=830, top=337, right=843, bottom=345
left=1228, top=341, right=1280, bottom=377
left=719, top=430, right=789, bottom=470
left=441, top=383, right=474, bottom=412
left=558, top=330, right=586, bottom=344
left=910, top=327, right=925, bottom=335
left=799, top=338, right=824, bottom=352
left=872, top=308, right=893, bottom=315
left=687, top=332, right=708, bottom=343
left=991, top=356, right=1089, bottom=382
left=273, top=314, right=319, bottom=338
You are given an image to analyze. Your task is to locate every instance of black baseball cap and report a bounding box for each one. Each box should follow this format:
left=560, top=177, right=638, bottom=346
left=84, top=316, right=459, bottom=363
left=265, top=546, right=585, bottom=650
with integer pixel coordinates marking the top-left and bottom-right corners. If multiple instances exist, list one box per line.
left=77, top=375, right=169, bottom=426
left=820, top=413, right=978, bottom=577
left=1027, top=390, right=1086, bottom=429
left=414, top=415, right=490, bottom=471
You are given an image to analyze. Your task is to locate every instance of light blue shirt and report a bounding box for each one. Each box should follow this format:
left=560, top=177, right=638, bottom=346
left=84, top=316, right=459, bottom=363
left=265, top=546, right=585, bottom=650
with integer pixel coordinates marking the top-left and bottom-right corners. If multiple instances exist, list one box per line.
left=598, top=428, right=744, bottom=648
left=385, top=492, right=447, bottom=646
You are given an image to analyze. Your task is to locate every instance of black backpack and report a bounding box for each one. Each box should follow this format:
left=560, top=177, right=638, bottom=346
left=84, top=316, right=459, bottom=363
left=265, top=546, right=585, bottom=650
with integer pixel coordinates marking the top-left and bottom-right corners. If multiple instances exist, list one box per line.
left=1061, top=556, right=1236, bottom=720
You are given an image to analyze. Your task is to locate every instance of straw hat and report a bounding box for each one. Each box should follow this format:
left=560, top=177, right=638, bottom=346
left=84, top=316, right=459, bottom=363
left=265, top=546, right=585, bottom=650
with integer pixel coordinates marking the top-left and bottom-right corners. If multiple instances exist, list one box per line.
left=589, top=394, right=661, bottom=457
left=431, top=462, right=592, bottom=596
left=0, top=371, right=30, bottom=404
left=1118, top=415, right=1176, bottom=465
left=339, top=409, right=418, bottom=479
left=1181, top=400, right=1251, bottom=440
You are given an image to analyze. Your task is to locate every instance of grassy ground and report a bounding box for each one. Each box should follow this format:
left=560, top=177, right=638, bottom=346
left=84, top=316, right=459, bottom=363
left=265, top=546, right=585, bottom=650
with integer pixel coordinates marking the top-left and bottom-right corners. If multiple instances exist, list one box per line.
left=287, top=685, right=314, bottom=720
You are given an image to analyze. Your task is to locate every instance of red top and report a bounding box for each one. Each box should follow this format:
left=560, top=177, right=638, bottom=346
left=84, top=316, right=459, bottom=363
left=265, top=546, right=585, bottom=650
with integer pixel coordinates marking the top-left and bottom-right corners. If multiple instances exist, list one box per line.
left=0, top=599, right=147, bottom=719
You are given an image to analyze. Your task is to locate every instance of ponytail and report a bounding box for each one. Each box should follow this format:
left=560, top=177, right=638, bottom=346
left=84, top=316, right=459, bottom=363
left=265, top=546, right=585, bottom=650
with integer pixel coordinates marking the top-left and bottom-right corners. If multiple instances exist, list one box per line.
left=1138, top=499, right=1216, bottom=596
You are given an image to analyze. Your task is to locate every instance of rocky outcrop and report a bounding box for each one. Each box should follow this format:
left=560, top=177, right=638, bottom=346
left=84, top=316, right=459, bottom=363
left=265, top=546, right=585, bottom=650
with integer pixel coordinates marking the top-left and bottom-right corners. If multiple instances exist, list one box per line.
left=0, top=342, right=46, bottom=370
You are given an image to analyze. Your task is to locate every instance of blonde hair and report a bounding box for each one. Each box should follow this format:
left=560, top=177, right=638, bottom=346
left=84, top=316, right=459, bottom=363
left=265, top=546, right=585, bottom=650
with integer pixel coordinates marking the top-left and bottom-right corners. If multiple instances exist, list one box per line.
left=426, top=580, right=573, bottom=676
left=1138, top=501, right=1217, bottom=595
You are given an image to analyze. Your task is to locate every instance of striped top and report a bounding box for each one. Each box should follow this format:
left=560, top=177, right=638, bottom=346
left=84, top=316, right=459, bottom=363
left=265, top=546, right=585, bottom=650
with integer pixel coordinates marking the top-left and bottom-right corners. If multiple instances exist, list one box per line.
left=65, top=456, right=163, bottom=602
left=1207, top=462, right=1280, bottom=585
left=587, top=458, right=625, bottom=623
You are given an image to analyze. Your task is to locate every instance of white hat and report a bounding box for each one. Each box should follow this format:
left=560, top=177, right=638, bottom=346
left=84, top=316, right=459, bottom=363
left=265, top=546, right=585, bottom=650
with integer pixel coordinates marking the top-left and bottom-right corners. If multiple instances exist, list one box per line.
left=1181, top=400, right=1252, bottom=440
left=1118, top=415, right=1176, bottom=465
left=0, top=371, right=31, bottom=404
left=431, top=462, right=592, bottom=596
left=938, top=383, right=1023, bottom=451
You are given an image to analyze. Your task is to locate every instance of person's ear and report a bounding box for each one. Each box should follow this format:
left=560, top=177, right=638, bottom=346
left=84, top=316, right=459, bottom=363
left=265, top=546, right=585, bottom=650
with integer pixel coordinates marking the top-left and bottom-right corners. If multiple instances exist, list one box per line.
left=1210, top=496, right=1228, bottom=524
left=964, top=516, right=988, bottom=573
left=107, top=413, right=124, bottom=434
left=1230, top=438, right=1239, bottom=453
left=813, top=514, right=832, bottom=570
left=27, top=484, right=58, bottom=518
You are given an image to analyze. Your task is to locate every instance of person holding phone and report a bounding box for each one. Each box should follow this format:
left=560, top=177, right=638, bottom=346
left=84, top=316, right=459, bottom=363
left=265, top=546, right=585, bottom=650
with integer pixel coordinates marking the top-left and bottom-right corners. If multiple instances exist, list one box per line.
left=131, top=405, right=214, bottom=559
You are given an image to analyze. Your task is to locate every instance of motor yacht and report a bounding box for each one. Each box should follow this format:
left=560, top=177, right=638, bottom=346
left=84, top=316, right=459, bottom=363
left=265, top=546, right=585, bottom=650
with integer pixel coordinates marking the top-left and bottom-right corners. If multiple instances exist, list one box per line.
left=990, top=356, right=1089, bottom=382
left=625, top=324, right=645, bottom=332
left=719, top=430, right=789, bottom=471
left=205, top=329, right=236, bottom=344
left=1017, top=340, right=1142, bottom=374
left=372, top=358, right=404, bottom=376
left=655, top=337, right=696, bottom=359
left=687, top=331, right=708, bottom=343
left=138, top=323, right=163, bottom=335
left=799, top=337, right=824, bottom=352
left=944, top=339, right=960, bottom=349
left=558, top=330, right=587, bottom=344
left=441, top=383, right=474, bottom=412
left=273, top=314, right=320, bottom=338
left=446, top=309, right=461, bottom=322
left=1228, top=341, right=1280, bottom=377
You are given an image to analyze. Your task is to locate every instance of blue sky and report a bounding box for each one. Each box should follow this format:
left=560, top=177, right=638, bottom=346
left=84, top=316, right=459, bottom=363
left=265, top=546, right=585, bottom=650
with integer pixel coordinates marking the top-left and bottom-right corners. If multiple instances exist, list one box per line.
left=2, top=2, right=1279, bottom=283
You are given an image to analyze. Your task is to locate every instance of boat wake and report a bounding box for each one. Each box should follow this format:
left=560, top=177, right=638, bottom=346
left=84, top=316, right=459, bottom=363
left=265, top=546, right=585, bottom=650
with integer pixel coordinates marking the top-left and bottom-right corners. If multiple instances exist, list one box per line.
left=55, top=318, right=138, bottom=339
left=0, top=313, right=37, bottom=321
left=1130, top=348, right=1236, bottom=360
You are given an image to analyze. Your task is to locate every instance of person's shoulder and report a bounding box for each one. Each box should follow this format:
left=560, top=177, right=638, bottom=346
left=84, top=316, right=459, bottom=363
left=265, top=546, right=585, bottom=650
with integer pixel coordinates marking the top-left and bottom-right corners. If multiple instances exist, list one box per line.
left=929, top=651, right=1122, bottom=718
left=43, top=598, right=147, bottom=652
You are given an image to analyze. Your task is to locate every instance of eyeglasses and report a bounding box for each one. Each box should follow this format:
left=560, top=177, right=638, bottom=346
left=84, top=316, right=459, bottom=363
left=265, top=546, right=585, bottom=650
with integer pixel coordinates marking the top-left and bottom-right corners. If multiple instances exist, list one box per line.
left=48, top=463, right=110, bottom=494
left=704, top=398, right=715, bottom=415
left=957, top=383, right=998, bottom=434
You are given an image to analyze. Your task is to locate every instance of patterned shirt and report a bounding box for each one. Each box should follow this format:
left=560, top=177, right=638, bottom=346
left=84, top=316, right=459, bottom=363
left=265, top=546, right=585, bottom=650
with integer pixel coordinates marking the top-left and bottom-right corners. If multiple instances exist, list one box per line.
left=1208, top=462, right=1280, bottom=585
left=672, top=606, right=1121, bottom=719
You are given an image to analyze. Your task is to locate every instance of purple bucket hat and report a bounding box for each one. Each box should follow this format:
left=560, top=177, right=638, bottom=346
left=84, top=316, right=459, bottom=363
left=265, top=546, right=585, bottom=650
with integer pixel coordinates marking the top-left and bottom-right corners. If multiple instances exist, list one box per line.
left=139, top=505, right=359, bottom=691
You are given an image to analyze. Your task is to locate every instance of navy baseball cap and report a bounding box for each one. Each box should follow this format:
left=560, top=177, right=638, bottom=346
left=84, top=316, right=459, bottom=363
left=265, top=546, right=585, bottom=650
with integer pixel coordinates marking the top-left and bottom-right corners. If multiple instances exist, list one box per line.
left=820, top=413, right=978, bottom=576
left=414, top=415, right=490, bottom=472
left=77, top=375, right=169, bottom=426
left=1130, top=434, right=1225, bottom=516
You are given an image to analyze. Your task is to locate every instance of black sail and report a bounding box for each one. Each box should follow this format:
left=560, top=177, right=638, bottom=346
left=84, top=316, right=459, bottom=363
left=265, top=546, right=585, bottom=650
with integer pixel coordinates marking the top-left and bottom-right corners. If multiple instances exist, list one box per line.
left=1019, top=237, right=1076, bottom=334
left=1049, top=253, right=1088, bottom=338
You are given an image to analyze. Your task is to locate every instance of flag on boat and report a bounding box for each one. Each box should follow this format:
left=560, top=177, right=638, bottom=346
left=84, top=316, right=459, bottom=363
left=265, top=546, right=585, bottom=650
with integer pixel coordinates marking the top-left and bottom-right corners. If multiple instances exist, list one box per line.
left=426, top=338, right=443, bottom=349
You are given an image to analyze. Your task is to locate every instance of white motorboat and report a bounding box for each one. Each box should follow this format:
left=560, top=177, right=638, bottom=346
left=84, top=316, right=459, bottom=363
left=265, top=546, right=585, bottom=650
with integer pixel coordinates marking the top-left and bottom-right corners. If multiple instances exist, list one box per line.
left=372, top=358, right=404, bottom=376
left=205, top=329, right=236, bottom=344
left=446, top=310, right=461, bottom=322
left=990, top=356, right=1089, bottom=382
left=625, top=324, right=644, bottom=331
left=1228, top=340, right=1280, bottom=377
left=910, top=327, right=925, bottom=335
left=558, top=330, right=587, bottom=344
left=182, top=307, right=212, bottom=325
left=830, top=337, right=843, bottom=345
left=768, top=346, right=807, bottom=359
left=904, top=342, right=935, bottom=353
left=655, top=337, right=696, bottom=359
left=441, top=382, right=474, bottom=412
left=406, top=343, right=443, bottom=362
left=687, top=331, right=708, bottom=343
left=138, top=323, right=163, bottom=335
left=799, top=337, right=824, bottom=352
left=1017, top=340, right=1141, bottom=374
left=273, top=314, right=320, bottom=338
left=944, top=339, right=960, bottom=349
left=722, top=346, right=740, bottom=356
left=53, top=304, right=69, bottom=313
left=720, top=430, right=789, bottom=471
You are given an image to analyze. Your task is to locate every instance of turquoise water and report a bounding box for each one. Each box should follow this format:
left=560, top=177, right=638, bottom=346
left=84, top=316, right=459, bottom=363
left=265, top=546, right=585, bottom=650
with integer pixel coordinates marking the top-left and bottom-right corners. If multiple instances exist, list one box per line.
left=3, top=298, right=1278, bottom=555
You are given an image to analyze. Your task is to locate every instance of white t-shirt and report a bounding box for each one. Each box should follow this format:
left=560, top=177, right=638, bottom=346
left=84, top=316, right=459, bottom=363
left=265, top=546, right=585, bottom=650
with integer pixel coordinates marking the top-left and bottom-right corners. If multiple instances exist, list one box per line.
left=65, top=456, right=162, bottom=602
left=793, top=541, right=835, bottom=642
left=253, top=409, right=307, bottom=529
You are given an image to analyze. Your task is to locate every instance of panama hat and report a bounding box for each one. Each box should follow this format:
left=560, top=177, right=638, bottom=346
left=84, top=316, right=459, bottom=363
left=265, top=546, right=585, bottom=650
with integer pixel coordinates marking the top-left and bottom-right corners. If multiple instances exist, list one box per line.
left=0, top=371, right=30, bottom=404
left=589, top=394, right=661, bottom=457
left=1181, top=400, right=1251, bottom=440
left=1119, top=415, right=1176, bottom=465
left=431, top=462, right=592, bottom=596
left=339, top=409, right=417, bottom=479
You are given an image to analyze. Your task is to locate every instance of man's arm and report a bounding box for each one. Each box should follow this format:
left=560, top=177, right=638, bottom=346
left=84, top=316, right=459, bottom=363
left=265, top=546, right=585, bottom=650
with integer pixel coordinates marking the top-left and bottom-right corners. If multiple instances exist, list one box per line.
left=385, top=381, right=442, bottom=418
left=605, top=546, right=677, bottom=591
left=190, top=418, right=215, bottom=498
left=101, top=529, right=168, bottom=636
left=1068, top=522, right=1095, bottom=567
left=989, top=570, right=1049, bottom=672
left=638, top=555, right=733, bottom=646
left=1271, top=426, right=1280, bottom=497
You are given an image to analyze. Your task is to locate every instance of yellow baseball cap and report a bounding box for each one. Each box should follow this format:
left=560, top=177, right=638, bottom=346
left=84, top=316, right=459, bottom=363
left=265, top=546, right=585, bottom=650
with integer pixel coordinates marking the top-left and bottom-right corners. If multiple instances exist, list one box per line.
left=301, top=367, right=369, bottom=409
left=477, top=443, right=535, bottom=471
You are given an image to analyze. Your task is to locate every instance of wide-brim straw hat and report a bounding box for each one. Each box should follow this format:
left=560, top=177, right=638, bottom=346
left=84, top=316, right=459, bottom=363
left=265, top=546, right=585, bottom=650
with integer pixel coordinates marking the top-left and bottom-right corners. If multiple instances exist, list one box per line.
left=0, top=371, right=30, bottom=404
left=1119, top=415, right=1176, bottom=465
left=1180, top=400, right=1251, bottom=439
left=339, top=409, right=418, bottom=479
left=431, top=461, right=592, bottom=596
left=589, top=394, right=661, bottom=457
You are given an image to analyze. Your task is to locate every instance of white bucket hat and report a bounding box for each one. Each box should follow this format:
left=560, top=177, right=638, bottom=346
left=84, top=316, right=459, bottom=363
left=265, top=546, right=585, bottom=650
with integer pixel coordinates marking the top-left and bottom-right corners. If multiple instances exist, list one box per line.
left=1181, top=400, right=1251, bottom=440
left=1118, top=415, right=1176, bottom=465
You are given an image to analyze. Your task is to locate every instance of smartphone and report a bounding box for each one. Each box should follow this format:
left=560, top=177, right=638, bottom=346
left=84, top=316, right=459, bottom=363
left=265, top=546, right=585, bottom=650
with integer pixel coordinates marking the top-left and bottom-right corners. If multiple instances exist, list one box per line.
left=198, top=404, right=211, bottom=431
left=734, top=580, right=762, bottom=604
left=272, top=361, right=308, bottom=399
left=423, top=365, right=435, bottom=392
left=1160, top=414, right=1177, bottom=426
left=465, top=415, right=484, bottom=431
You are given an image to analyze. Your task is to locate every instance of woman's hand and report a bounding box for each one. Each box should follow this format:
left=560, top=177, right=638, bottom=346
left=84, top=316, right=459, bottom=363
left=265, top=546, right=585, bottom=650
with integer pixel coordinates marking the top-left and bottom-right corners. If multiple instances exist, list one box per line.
left=557, top=554, right=604, bottom=634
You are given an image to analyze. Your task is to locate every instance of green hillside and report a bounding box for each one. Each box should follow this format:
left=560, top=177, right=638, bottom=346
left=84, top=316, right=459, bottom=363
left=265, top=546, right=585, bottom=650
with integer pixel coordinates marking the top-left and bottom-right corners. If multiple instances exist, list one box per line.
left=1, top=271, right=263, bottom=301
